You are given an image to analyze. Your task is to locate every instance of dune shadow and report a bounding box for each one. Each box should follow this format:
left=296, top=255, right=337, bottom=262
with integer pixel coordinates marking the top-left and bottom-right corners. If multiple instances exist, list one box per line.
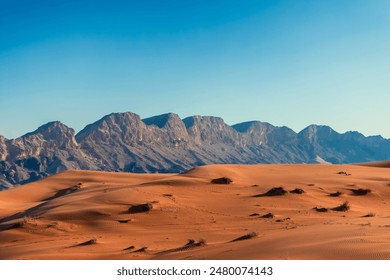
left=157, top=239, right=206, bottom=255
left=0, top=200, right=52, bottom=226
left=69, top=238, right=97, bottom=248
left=229, top=232, right=257, bottom=242
left=42, top=184, right=82, bottom=201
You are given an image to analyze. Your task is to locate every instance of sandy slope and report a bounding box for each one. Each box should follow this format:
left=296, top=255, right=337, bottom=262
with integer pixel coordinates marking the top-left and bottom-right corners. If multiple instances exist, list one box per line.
left=1, top=164, right=390, bottom=260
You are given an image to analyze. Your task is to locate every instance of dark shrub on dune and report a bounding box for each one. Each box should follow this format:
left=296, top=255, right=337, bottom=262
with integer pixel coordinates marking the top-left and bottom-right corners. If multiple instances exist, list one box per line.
left=290, top=188, right=305, bottom=194
left=211, top=177, right=233, bottom=184
left=255, top=187, right=287, bottom=197
left=350, top=188, right=371, bottom=196
left=128, top=203, right=153, bottom=214
left=329, top=191, right=342, bottom=197
left=332, top=201, right=350, bottom=212
left=249, top=213, right=260, bottom=217
left=122, top=245, right=135, bottom=251
left=260, top=213, right=274, bottom=218
left=313, top=207, right=328, bottom=212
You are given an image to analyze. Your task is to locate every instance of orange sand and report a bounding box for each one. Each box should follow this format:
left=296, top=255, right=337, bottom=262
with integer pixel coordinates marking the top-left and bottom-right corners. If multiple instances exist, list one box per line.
left=1, top=163, right=390, bottom=260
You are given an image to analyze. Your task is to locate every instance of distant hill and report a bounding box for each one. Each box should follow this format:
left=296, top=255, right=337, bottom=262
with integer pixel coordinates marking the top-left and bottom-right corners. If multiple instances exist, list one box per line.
left=1, top=112, right=389, bottom=189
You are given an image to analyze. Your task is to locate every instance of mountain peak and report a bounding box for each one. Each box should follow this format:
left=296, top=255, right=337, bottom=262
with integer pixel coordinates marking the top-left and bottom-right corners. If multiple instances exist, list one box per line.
left=182, top=115, right=239, bottom=145
left=22, top=121, right=75, bottom=140
left=299, top=124, right=338, bottom=140
left=301, top=124, right=335, bottom=132
left=142, top=113, right=181, bottom=128
left=232, top=121, right=271, bottom=133
left=182, top=115, right=225, bottom=129
left=76, top=112, right=143, bottom=142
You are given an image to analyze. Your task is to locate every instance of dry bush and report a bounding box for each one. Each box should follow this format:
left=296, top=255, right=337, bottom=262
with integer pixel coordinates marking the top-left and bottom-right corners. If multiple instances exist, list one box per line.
left=350, top=188, right=371, bottom=196
left=290, top=188, right=305, bottom=194
left=329, top=191, right=342, bottom=197
left=255, top=187, right=287, bottom=197
left=313, top=207, right=328, bottom=212
left=211, top=177, right=233, bottom=184
left=332, top=201, right=350, bottom=212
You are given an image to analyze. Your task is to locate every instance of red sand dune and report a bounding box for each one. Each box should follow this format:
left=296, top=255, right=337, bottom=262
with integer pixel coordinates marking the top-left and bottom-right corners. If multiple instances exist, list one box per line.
left=1, top=164, right=390, bottom=260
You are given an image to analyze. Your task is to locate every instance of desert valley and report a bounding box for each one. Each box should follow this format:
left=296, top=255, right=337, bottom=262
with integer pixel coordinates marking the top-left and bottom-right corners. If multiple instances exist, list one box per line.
left=1, top=162, right=390, bottom=260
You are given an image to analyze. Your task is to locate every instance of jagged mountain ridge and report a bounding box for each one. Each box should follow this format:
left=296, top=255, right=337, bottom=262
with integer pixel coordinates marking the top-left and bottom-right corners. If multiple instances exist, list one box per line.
left=1, top=112, right=390, bottom=189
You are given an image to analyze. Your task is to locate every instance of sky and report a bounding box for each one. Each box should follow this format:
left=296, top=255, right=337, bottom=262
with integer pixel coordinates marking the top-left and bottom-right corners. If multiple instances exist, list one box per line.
left=0, top=0, right=389, bottom=139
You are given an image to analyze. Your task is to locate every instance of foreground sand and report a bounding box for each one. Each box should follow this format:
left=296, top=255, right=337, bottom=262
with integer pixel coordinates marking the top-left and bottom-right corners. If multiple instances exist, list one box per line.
left=1, top=163, right=390, bottom=260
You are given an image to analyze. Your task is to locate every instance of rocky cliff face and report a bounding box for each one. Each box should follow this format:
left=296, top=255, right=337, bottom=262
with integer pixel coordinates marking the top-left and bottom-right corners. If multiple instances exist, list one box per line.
left=0, top=135, right=7, bottom=161
left=0, top=121, right=97, bottom=187
left=297, top=125, right=390, bottom=163
left=1, top=112, right=390, bottom=189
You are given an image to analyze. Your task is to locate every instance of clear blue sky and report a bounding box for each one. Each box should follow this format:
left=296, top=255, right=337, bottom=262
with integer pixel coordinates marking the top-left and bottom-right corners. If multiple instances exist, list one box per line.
left=1, top=0, right=389, bottom=139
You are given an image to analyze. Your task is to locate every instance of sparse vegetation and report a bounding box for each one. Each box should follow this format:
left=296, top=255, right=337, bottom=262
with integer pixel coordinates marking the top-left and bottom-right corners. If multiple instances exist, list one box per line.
left=122, top=245, right=135, bottom=251
left=255, top=187, right=287, bottom=197
left=211, top=177, right=233, bottom=184
left=249, top=213, right=260, bottom=217
left=128, top=203, right=153, bottom=214
left=260, top=213, right=274, bottom=218
left=195, top=239, right=206, bottom=246
left=332, top=201, right=350, bottom=212
left=329, top=191, right=342, bottom=197
left=313, top=207, right=328, bottom=212
left=181, top=239, right=206, bottom=248
left=337, top=171, right=351, bottom=176
left=290, top=188, right=305, bottom=194
left=350, top=188, right=371, bottom=196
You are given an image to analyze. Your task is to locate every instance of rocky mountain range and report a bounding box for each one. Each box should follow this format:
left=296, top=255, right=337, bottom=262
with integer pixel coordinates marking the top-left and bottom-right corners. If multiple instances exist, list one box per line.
left=1, top=112, right=390, bottom=189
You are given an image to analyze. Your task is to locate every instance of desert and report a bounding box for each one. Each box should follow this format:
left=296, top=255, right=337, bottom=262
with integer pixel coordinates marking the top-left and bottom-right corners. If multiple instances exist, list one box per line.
left=1, top=162, right=390, bottom=260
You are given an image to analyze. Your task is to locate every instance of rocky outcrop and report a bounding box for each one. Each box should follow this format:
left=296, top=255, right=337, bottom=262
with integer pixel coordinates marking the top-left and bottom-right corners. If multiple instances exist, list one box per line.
left=183, top=116, right=240, bottom=146
left=297, top=125, right=390, bottom=163
left=0, top=135, right=7, bottom=161
left=1, top=112, right=390, bottom=189
left=1, top=121, right=97, bottom=187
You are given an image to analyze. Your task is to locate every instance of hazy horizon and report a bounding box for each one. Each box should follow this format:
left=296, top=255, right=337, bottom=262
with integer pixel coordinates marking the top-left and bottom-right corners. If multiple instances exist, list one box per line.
left=1, top=0, right=390, bottom=138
